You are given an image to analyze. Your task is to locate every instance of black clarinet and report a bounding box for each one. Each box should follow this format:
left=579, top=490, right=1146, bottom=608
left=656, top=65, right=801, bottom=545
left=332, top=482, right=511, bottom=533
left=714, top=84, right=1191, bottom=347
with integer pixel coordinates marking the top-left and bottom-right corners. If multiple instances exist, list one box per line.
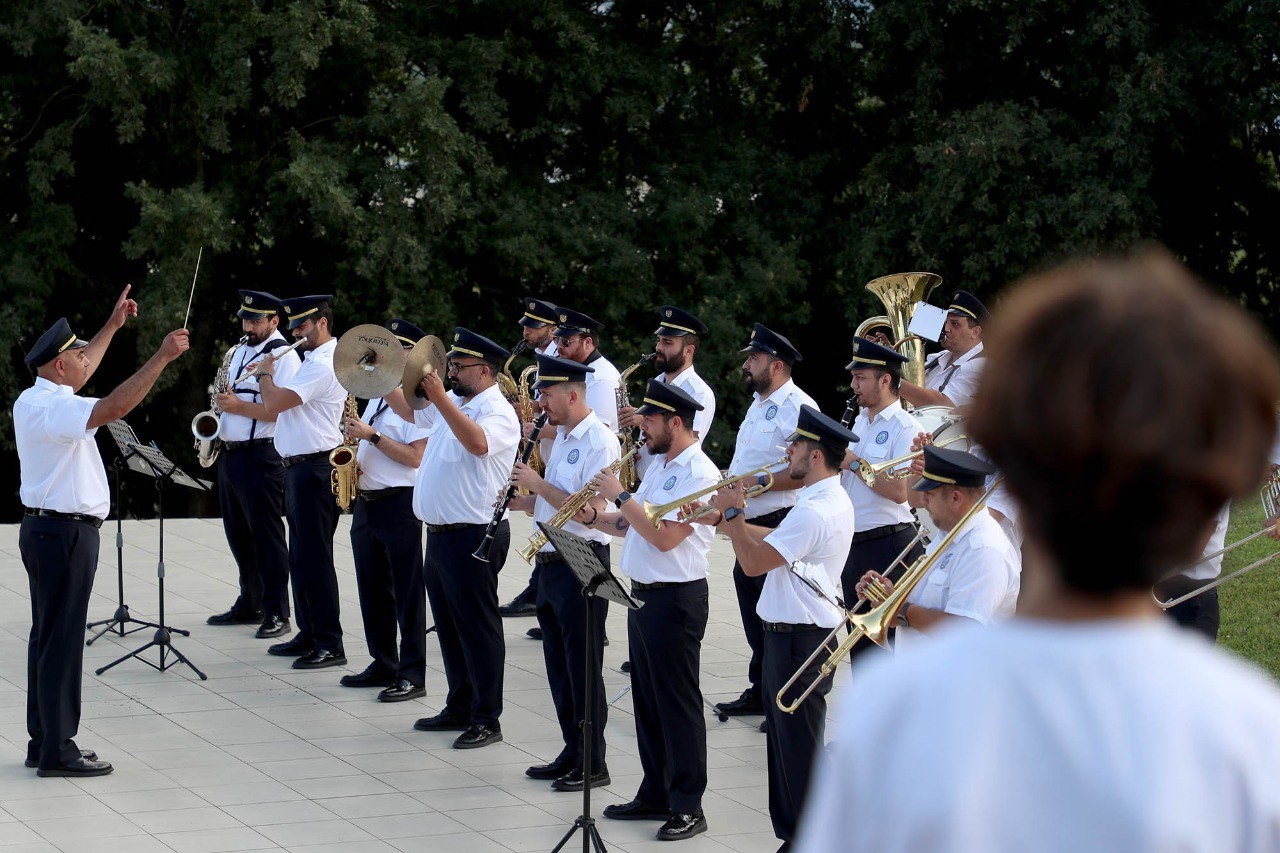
left=473, top=411, right=550, bottom=562
left=840, top=395, right=858, bottom=428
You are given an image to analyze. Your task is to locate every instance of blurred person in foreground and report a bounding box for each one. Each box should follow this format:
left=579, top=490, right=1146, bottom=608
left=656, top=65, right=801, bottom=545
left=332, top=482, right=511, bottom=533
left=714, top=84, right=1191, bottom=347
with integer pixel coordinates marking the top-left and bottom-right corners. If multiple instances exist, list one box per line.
left=796, top=247, right=1280, bottom=853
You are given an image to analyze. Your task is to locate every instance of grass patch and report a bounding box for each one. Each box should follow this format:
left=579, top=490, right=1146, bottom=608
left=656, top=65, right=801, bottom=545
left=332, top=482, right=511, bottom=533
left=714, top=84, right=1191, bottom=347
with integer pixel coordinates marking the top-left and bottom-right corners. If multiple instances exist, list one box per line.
left=1218, top=494, right=1280, bottom=679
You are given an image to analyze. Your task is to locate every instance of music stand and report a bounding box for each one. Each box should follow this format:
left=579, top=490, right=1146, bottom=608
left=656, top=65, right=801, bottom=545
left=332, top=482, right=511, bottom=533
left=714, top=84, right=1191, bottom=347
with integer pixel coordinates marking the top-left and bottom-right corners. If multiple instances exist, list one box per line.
left=539, top=523, right=642, bottom=853
left=95, top=442, right=211, bottom=680
left=86, top=421, right=165, bottom=645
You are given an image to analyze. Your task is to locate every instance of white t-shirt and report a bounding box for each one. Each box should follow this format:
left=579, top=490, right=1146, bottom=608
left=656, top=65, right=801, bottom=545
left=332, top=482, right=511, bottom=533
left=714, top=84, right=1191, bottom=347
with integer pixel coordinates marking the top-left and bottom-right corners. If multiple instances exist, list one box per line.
left=797, top=617, right=1280, bottom=853
left=15, top=377, right=110, bottom=518
left=759, top=475, right=856, bottom=627
left=355, top=396, right=430, bottom=491
left=273, top=339, right=345, bottom=457
left=220, top=331, right=301, bottom=442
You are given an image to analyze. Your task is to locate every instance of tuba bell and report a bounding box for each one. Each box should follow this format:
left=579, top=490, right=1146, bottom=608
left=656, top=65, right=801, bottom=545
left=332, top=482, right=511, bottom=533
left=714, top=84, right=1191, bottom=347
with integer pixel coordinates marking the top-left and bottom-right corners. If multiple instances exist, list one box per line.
left=855, top=272, right=942, bottom=389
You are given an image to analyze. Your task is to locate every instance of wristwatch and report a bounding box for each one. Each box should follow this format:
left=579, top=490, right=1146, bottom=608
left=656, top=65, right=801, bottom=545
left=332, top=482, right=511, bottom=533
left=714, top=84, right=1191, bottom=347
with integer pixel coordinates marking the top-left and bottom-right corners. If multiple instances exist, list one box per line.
left=722, top=506, right=745, bottom=523
left=896, top=606, right=911, bottom=629
left=369, top=432, right=382, bottom=446
left=614, top=491, right=632, bottom=509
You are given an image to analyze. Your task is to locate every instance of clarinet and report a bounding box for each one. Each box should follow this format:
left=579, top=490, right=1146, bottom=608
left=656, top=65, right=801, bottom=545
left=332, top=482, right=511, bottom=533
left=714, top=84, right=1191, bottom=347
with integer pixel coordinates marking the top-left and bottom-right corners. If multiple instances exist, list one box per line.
left=473, top=411, right=551, bottom=562
left=840, top=395, right=858, bottom=428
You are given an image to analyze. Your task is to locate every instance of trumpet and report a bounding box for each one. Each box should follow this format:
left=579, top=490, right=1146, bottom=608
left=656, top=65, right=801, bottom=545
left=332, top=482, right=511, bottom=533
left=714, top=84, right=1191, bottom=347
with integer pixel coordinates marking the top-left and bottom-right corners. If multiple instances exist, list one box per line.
left=776, top=479, right=999, bottom=714
left=856, top=432, right=969, bottom=486
left=643, top=458, right=788, bottom=527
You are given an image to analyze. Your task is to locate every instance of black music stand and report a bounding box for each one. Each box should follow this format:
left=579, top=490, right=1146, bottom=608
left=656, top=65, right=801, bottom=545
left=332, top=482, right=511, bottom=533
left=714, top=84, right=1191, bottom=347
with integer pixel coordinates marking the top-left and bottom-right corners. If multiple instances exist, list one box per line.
left=540, top=523, right=641, bottom=853
left=96, top=443, right=211, bottom=680
left=86, top=421, right=165, bottom=645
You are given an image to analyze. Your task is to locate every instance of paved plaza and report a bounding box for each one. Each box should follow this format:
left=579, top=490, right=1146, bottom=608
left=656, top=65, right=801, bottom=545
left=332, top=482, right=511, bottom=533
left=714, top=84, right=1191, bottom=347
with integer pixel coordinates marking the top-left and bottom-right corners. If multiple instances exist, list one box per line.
left=0, top=512, right=851, bottom=853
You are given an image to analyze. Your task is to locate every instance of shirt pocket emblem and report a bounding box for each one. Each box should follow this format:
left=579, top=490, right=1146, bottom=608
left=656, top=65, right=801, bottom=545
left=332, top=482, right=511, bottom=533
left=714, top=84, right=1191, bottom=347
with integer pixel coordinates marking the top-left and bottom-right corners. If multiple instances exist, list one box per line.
left=663, top=476, right=677, bottom=491
left=875, top=430, right=889, bottom=445
left=765, top=404, right=778, bottom=420
left=567, top=449, right=580, bottom=464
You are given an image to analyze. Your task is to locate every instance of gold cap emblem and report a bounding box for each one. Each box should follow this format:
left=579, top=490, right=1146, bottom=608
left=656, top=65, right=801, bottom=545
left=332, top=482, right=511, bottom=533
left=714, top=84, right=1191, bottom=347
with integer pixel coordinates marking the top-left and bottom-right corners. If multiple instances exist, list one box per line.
left=664, top=309, right=672, bottom=318
left=560, top=314, right=568, bottom=323
left=852, top=341, right=860, bottom=353
left=391, top=322, right=399, bottom=330
left=528, top=301, right=536, bottom=310
left=245, top=296, right=253, bottom=304
left=454, top=332, right=460, bottom=342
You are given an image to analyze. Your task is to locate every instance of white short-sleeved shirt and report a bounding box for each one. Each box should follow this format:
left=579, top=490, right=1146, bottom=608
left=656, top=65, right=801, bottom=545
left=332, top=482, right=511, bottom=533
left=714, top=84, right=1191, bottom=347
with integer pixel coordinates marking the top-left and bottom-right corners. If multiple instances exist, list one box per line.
left=842, top=399, right=922, bottom=531
left=355, top=395, right=430, bottom=491
left=636, top=364, right=717, bottom=479
left=896, top=508, right=1020, bottom=653
left=583, top=352, right=621, bottom=432
left=15, top=377, right=110, bottom=518
left=923, top=342, right=985, bottom=408
left=412, top=383, right=521, bottom=525
left=1179, top=502, right=1231, bottom=582
left=535, top=411, right=620, bottom=549
left=618, top=442, right=720, bottom=584
left=759, top=475, right=856, bottom=627
left=797, top=617, right=1280, bottom=853
left=273, top=339, right=346, bottom=457
left=729, top=379, right=818, bottom=519
left=219, top=331, right=302, bottom=442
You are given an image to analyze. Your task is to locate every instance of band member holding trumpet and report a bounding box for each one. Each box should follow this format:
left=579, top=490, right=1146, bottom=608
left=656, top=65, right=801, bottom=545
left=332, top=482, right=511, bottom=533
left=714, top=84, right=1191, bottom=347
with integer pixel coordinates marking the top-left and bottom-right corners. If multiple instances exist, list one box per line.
left=579, top=380, right=717, bottom=841
left=207, top=290, right=300, bottom=639
left=839, top=338, right=924, bottom=634
left=407, top=328, right=520, bottom=749
left=508, top=353, right=620, bottom=790
left=717, top=324, right=816, bottom=720
left=857, top=445, right=1019, bottom=653
left=897, top=290, right=989, bottom=410
left=340, top=320, right=431, bottom=700
left=797, top=250, right=1280, bottom=852
left=256, top=294, right=348, bottom=669
left=706, top=405, right=855, bottom=851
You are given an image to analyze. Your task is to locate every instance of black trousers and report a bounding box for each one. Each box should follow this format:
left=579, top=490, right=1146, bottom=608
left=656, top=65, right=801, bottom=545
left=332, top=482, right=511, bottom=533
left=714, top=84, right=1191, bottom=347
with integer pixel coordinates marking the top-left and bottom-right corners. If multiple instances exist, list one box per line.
left=841, top=523, right=922, bottom=663
left=20, top=516, right=99, bottom=770
left=424, top=521, right=508, bottom=726
left=1158, top=576, right=1220, bottom=642
left=731, top=508, right=790, bottom=696
left=284, top=456, right=343, bottom=651
left=218, top=442, right=290, bottom=618
left=351, top=490, right=426, bottom=685
left=629, top=579, right=709, bottom=815
left=763, top=627, right=834, bottom=849
left=536, top=543, right=610, bottom=771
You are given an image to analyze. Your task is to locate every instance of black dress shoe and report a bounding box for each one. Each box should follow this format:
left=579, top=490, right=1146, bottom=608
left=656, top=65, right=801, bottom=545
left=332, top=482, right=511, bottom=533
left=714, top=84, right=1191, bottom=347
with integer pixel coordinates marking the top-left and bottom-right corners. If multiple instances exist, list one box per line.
left=267, top=635, right=315, bottom=657
left=657, top=812, right=707, bottom=840
left=414, top=709, right=471, bottom=731
left=255, top=614, right=290, bottom=639
left=715, top=688, right=764, bottom=716
left=379, top=680, right=426, bottom=702
left=453, top=723, right=502, bottom=749
left=26, top=748, right=96, bottom=769
left=551, top=767, right=611, bottom=792
left=526, top=627, right=543, bottom=640
left=35, top=756, right=113, bottom=777
left=207, top=608, right=263, bottom=626
left=498, top=596, right=537, bottom=617
left=340, top=663, right=397, bottom=688
left=525, top=756, right=576, bottom=780
left=603, top=799, right=669, bottom=821
left=292, top=649, right=347, bottom=669
left=620, top=660, right=632, bottom=674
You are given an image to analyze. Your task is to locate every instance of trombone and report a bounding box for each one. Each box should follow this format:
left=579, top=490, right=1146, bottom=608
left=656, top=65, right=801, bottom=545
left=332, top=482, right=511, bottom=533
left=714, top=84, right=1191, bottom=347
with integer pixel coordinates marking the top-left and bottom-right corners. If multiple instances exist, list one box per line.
left=776, top=479, right=1000, bottom=714
left=643, top=458, right=788, bottom=527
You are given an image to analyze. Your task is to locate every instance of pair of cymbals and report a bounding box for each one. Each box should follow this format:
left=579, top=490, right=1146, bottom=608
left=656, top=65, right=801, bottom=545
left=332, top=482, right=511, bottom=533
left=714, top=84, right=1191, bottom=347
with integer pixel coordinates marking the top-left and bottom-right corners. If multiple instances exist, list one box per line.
left=334, top=324, right=445, bottom=404
left=405, top=335, right=447, bottom=410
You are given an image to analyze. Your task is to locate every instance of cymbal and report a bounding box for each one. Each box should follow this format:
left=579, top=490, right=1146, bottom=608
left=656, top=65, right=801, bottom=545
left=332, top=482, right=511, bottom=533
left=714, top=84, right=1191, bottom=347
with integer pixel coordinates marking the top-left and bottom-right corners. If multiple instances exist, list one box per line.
left=404, top=334, right=447, bottom=410
left=334, top=324, right=406, bottom=398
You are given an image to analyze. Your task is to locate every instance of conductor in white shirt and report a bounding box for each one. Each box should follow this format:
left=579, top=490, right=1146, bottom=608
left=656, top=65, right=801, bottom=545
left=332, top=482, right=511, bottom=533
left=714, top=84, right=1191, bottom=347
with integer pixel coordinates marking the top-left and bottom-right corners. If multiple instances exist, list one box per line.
left=797, top=249, right=1280, bottom=853
left=16, top=296, right=189, bottom=776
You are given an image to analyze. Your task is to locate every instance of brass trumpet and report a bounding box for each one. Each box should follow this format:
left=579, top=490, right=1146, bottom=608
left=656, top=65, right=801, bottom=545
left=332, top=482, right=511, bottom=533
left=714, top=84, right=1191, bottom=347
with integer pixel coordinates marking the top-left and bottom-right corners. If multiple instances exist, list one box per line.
left=643, top=458, right=788, bottom=528
left=857, top=432, right=969, bottom=487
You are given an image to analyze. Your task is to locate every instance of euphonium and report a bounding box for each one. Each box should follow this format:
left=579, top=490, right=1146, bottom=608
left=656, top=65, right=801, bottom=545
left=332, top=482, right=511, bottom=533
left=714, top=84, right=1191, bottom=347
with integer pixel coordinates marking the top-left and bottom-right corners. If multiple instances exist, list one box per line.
left=855, top=272, right=942, bottom=388
left=192, top=336, right=248, bottom=468
left=517, top=363, right=543, bottom=477
left=616, top=352, right=657, bottom=490
left=329, top=394, right=361, bottom=511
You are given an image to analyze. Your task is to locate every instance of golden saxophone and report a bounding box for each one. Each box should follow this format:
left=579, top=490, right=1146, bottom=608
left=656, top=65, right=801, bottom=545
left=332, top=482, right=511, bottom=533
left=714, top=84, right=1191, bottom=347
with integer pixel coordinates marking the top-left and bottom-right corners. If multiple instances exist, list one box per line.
left=329, top=394, right=360, bottom=511
left=616, top=352, right=657, bottom=491
left=191, top=335, right=248, bottom=468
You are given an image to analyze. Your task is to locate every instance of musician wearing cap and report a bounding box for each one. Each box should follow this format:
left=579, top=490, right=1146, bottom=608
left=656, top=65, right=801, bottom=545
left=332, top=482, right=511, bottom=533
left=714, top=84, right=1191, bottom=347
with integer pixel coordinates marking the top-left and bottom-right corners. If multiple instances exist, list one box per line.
left=897, top=290, right=989, bottom=410
left=206, top=289, right=301, bottom=639
left=839, top=337, right=924, bottom=639
left=337, top=319, right=431, bottom=701
left=254, top=294, right=348, bottom=670
left=715, top=323, right=817, bottom=721
left=508, top=353, right=620, bottom=791
left=578, top=379, right=719, bottom=841
left=546, top=307, right=621, bottom=432
left=16, top=293, right=189, bottom=777
left=404, top=328, right=520, bottom=749
left=625, top=305, right=717, bottom=480
left=707, top=404, right=855, bottom=851
left=858, top=445, right=1019, bottom=654
left=797, top=250, right=1280, bottom=852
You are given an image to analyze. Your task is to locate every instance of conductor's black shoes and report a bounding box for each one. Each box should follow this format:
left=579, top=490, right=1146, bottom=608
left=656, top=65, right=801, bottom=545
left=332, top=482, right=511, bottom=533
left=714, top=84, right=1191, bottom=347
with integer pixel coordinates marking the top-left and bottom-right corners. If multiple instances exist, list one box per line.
left=26, top=749, right=96, bottom=769
left=36, top=756, right=113, bottom=777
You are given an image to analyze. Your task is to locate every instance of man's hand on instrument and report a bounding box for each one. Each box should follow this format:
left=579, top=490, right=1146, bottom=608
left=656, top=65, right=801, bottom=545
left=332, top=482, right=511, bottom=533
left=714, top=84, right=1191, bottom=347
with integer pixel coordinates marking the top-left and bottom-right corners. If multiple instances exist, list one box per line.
left=215, top=391, right=246, bottom=415
left=1267, top=515, right=1280, bottom=542
left=344, top=417, right=375, bottom=441
left=867, top=330, right=892, bottom=348
left=249, top=352, right=276, bottom=379
left=709, top=482, right=746, bottom=514
left=159, top=329, right=190, bottom=362
left=855, top=570, right=893, bottom=599
left=590, top=468, right=624, bottom=501
left=107, top=284, right=139, bottom=331
left=618, top=405, right=642, bottom=428
left=420, top=368, right=446, bottom=403
left=910, top=431, right=933, bottom=453
left=510, top=460, right=544, bottom=493
left=679, top=499, right=718, bottom=525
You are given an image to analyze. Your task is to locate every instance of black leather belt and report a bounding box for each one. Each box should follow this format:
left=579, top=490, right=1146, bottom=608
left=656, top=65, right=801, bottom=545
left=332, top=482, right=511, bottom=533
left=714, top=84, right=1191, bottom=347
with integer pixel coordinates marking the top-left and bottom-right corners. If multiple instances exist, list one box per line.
left=281, top=450, right=330, bottom=468
left=763, top=621, right=821, bottom=633
left=536, top=541, right=607, bottom=564
left=24, top=508, right=104, bottom=529
left=426, top=522, right=482, bottom=534
left=747, top=507, right=791, bottom=527
left=223, top=438, right=274, bottom=451
left=631, top=579, right=699, bottom=591
left=852, top=521, right=916, bottom=544
left=359, top=486, right=412, bottom=502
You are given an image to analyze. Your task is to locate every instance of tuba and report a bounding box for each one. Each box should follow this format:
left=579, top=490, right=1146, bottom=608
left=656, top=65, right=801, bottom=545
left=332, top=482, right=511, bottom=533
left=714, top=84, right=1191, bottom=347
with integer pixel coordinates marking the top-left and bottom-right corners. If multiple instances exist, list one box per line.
left=616, top=352, right=657, bottom=490
left=330, top=394, right=361, bottom=511
left=192, top=336, right=248, bottom=468
left=854, top=272, right=942, bottom=389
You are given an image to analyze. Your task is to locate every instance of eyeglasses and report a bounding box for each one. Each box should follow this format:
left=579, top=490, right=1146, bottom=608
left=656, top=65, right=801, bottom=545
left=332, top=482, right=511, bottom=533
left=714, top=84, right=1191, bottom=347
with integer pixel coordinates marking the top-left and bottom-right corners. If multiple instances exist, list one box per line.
left=553, top=335, right=582, bottom=346
left=448, top=361, right=486, bottom=374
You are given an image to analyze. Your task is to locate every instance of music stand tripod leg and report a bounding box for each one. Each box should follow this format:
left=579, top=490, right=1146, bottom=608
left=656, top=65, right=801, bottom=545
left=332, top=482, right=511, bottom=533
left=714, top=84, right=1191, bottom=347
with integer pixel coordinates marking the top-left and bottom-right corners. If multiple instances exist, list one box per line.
left=86, top=454, right=162, bottom=645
